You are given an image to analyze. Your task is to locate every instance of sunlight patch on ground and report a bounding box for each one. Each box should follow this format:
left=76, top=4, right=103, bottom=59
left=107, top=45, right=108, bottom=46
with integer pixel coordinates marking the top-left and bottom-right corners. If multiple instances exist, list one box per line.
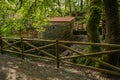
left=47, top=77, right=61, bottom=80
left=64, top=68, right=85, bottom=75
left=37, top=63, right=46, bottom=67
left=1, top=67, right=17, bottom=80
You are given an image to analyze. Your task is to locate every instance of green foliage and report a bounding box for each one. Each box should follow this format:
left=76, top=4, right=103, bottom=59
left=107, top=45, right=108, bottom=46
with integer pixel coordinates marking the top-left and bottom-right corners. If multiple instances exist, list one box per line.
left=73, top=57, right=86, bottom=64
left=0, top=0, right=90, bottom=37
left=0, top=0, right=48, bottom=36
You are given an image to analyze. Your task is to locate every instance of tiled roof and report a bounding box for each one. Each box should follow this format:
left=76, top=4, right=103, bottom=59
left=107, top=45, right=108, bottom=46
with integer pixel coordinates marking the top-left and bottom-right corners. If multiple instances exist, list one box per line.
left=48, top=17, right=75, bottom=23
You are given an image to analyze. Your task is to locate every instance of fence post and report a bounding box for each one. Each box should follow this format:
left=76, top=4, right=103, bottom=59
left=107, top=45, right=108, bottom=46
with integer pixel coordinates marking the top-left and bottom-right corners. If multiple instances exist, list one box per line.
left=20, top=37, right=24, bottom=59
left=56, top=40, right=60, bottom=68
left=0, top=36, right=3, bottom=54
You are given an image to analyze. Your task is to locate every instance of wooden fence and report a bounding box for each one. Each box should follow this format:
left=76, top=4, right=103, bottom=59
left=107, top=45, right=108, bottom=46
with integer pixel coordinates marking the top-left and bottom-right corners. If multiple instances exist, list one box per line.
left=0, top=37, right=120, bottom=76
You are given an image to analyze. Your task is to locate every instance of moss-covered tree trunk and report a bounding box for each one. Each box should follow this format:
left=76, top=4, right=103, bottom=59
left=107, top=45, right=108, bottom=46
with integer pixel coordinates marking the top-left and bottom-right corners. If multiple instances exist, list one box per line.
left=85, top=0, right=102, bottom=66
left=86, top=0, right=102, bottom=52
left=103, top=0, right=120, bottom=66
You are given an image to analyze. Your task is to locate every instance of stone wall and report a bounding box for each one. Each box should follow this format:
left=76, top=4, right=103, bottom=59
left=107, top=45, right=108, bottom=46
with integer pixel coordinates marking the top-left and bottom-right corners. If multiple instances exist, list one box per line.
left=42, top=23, right=73, bottom=40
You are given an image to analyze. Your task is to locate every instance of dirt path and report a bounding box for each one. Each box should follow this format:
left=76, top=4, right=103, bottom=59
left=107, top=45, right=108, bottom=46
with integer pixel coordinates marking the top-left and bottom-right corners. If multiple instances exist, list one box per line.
left=0, top=54, right=119, bottom=80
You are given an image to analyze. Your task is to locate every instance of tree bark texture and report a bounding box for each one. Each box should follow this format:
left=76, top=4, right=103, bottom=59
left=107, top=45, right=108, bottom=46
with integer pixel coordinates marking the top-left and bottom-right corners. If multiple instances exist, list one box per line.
left=103, top=0, right=120, bottom=66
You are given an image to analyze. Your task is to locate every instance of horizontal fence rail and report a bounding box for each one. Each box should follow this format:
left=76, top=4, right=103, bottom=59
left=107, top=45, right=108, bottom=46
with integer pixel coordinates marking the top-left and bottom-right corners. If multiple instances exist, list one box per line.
left=0, top=37, right=120, bottom=76
left=2, top=37, right=120, bottom=47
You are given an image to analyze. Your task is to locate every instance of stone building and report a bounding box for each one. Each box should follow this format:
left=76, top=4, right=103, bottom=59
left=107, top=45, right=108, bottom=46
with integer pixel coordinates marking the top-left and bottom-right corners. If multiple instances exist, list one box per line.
left=42, top=17, right=75, bottom=40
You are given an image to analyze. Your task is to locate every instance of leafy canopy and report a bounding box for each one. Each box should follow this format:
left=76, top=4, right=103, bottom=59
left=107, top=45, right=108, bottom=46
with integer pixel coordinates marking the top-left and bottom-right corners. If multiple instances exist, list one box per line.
left=0, top=0, right=89, bottom=36
left=0, top=0, right=52, bottom=36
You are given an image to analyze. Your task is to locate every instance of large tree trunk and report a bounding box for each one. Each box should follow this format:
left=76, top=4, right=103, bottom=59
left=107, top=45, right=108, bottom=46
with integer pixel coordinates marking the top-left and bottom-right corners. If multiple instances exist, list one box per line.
left=85, top=0, right=102, bottom=66
left=86, top=0, right=102, bottom=53
left=103, top=0, right=120, bottom=66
